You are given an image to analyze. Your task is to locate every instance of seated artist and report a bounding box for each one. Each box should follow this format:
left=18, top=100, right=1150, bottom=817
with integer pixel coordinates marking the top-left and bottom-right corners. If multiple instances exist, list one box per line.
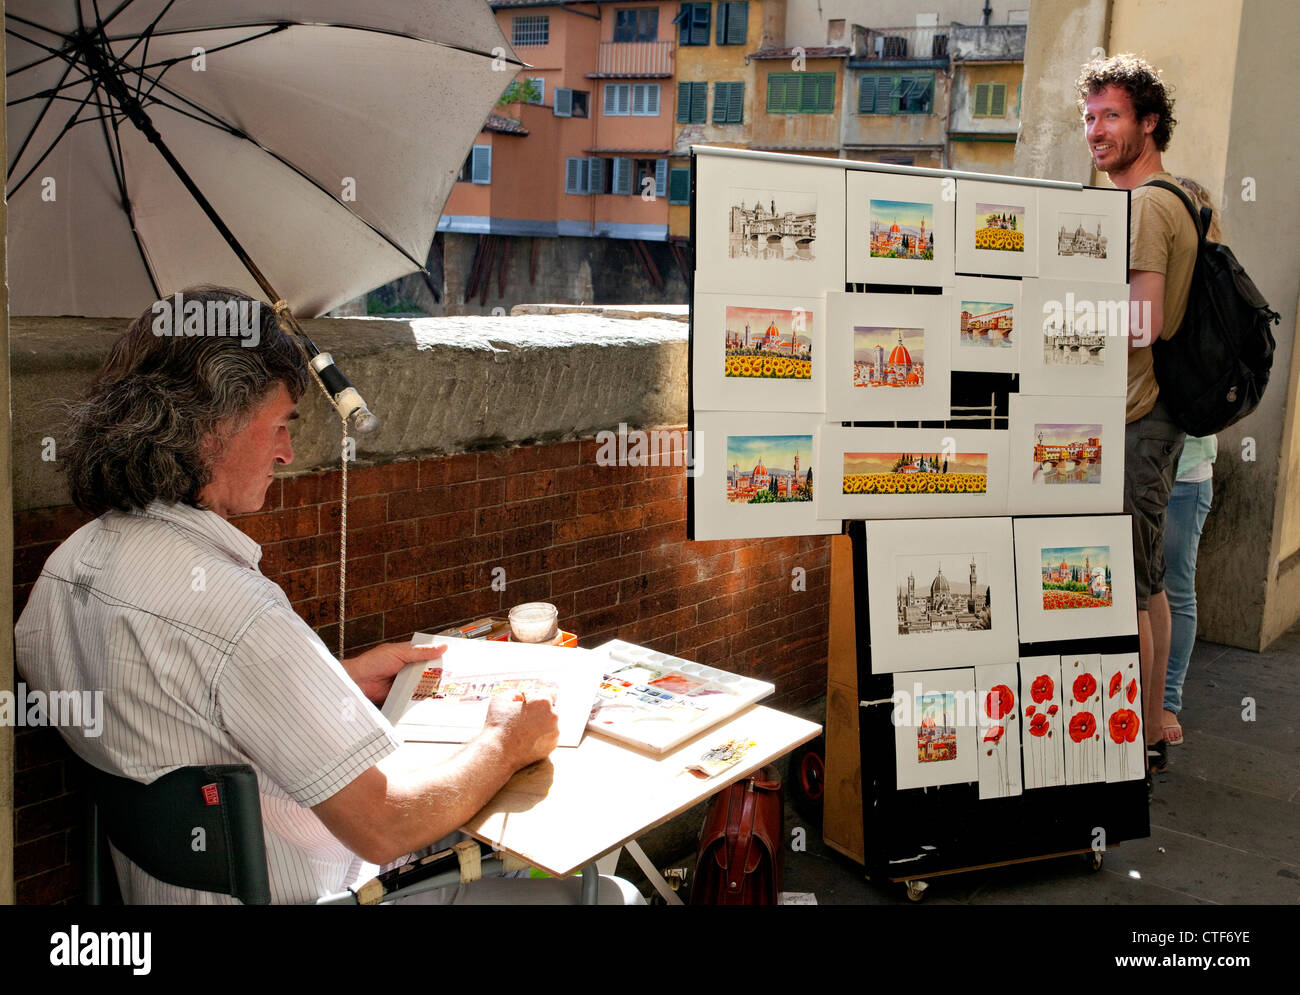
left=15, top=287, right=643, bottom=905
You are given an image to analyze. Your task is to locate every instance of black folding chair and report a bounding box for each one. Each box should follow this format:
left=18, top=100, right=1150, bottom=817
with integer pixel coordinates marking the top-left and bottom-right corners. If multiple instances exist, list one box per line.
left=84, top=763, right=271, bottom=905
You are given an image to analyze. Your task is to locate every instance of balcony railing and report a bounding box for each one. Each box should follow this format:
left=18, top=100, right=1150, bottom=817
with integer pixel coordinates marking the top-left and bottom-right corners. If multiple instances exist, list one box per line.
left=852, top=25, right=949, bottom=62
left=596, top=40, right=673, bottom=77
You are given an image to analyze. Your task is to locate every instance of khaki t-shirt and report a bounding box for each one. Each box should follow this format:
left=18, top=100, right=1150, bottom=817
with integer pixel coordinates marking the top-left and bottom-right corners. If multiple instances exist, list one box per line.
left=1126, top=171, right=1199, bottom=423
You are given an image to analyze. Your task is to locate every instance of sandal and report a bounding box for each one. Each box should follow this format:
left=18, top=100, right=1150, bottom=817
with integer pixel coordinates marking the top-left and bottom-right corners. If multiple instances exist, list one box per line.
left=1147, top=740, right=1169, bottom=774
left=1163, top=723, right=1184, bottom=746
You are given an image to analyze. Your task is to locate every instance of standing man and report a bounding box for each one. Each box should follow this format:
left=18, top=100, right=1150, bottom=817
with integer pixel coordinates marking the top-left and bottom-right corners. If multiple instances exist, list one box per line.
left=1077, top=56, right=1199, bottom=778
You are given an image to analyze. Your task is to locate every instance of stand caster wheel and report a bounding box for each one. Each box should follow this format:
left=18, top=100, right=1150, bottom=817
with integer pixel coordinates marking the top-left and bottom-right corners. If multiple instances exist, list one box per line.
left=1088, top=850, right=1104, bottom=872
left=905, top=879, right=929, bottom=902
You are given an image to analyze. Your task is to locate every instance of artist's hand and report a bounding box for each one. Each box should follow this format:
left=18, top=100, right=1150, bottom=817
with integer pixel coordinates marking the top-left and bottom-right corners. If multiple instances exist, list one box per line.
left=343, top=641, right=447, bottom=704
left=483, top=692, right=560, bottom=770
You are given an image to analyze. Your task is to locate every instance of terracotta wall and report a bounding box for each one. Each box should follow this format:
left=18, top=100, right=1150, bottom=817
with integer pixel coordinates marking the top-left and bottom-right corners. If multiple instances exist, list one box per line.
left=11, top=434, right=831, bottom=902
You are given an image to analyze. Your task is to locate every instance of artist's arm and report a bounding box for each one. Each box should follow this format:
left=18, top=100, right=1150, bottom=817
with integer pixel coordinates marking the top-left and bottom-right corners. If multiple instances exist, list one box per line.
left=312, top=693, right=560, bottom=865
left=1128, top=269, right=1165, bottom=350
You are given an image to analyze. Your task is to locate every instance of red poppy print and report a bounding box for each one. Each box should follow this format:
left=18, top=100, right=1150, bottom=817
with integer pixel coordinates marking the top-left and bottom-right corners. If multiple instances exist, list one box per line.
left=1047, top=704, right=1059, bottom=716
left=985, top=684, right=1015, bottom=721
left=1031, top=674, right=1055, bottom=704
left=983, top=725, right=1005, bottom=744
left=1073, top=673, right=1097, bottom=703
left=1108, top=708, right=1140, bottom=744
left=1025, top=704, right=1036, bottom=716
left=1127, top=678, right=1138, bottom=704
left=1029, top=713, right=1050, bottom=737
left=1068, top=712, right=1097, bottom=742
left=1109, top=671, right=1122, bottom=698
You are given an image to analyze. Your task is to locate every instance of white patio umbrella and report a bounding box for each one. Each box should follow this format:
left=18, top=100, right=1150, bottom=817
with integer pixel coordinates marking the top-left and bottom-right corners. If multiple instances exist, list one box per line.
left=6, top=0, right=519, bottom=319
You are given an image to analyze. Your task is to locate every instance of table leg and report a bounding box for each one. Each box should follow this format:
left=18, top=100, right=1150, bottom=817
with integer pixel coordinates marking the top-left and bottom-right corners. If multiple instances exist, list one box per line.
left=580, top=862, right=599, bottom=905
left=626, top=840, right=685, bottom=905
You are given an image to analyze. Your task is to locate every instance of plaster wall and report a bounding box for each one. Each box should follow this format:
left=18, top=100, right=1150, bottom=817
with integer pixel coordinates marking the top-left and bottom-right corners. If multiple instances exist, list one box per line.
left=1012, top=0, right=1109, bottom=182
left=1104, top=0, right=1242, bottom=202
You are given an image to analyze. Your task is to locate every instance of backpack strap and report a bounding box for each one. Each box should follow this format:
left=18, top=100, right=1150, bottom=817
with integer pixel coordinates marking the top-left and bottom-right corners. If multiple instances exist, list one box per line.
left=1141, top=178, right=1209, bottom=247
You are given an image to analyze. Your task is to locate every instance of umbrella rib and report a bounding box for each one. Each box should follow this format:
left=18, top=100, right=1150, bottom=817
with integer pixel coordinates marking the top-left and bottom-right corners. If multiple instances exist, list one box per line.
left=6, top=57, right=81, bottom=185
left=6, top=76, right=107, bottom=194
left=91, top=77, right=163, bottom=301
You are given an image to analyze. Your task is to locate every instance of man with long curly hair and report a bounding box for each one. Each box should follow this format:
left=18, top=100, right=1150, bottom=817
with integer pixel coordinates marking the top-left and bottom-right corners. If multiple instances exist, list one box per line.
left=14, top=289, right=639, bottom=904
left=1077, top=55, right=1199, bottom=780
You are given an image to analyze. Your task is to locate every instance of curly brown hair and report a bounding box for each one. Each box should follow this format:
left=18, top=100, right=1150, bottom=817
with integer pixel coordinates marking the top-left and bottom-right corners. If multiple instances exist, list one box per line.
left=1076, top=53, right=1176, bottom=152
left=62, top=287, right=309, bottom=515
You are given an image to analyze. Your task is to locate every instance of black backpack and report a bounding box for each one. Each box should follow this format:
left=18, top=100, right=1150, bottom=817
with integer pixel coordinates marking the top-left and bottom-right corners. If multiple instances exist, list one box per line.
left=1142, top=179, right=1280, bottom=437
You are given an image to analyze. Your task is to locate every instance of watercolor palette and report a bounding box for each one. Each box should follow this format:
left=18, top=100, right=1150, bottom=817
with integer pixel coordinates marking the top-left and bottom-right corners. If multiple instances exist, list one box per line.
left=587, top=639, right=774, bottom=754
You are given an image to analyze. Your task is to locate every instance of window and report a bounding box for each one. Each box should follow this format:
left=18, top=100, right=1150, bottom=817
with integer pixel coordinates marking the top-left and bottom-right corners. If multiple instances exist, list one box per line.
left=676, top=2, right=711, bottom=46
left=766, top=72, right=835, bottom=114
left=676, top=81, right=708, bottom=123
left=554, top=88, right=589, bottom=118
left=668, top=167, right=691, bottom=205
left=614, top=7, right=659, bottom=42
left=604, top=83, right=629, bottom=115
left=457, top=146, right=492, bottom=184
left=715, top=2, right=748, bottom=45
left=606, top=83, right=659, bottom=116
left=858, top=73, right=933, bottom=115
left=511, top=15, right=549, bottom=47
left=565, top=156, right=610, bottom=195
left=632, top=83, right=660, bottom=115
left=611, top=157, right=634, bottom=195
left=973, top=82, right=1007, bottom=117
left=632, top=159, right=668, bottom=198
left=712, top=81, right=744, bottom=123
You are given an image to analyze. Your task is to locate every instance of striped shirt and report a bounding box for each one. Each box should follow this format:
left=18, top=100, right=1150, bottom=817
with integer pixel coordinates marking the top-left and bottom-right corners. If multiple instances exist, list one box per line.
left=15, top=500, right=401, bottom=904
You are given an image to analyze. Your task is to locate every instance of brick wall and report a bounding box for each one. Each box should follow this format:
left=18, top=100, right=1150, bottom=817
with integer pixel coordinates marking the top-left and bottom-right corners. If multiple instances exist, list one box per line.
left=10, top=432, right=831, bottom=903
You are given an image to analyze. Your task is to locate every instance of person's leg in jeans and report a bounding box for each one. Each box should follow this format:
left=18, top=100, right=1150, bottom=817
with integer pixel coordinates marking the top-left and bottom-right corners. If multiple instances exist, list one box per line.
left=1162, top=476, right=1213, bottom=740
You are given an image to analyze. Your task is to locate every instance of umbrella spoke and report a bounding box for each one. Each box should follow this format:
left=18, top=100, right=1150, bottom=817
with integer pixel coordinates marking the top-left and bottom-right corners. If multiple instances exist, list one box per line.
left=7, top=76, right=105, bottom=194
left=95, top=82, right=163, bottom=300
left=7, top=56, right=80, bottom=183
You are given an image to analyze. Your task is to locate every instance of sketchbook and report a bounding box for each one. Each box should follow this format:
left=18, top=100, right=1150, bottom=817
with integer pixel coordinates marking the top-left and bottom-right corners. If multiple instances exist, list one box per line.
left=586, top=640, right=774, bottom=754
left=381, top=635, right=604, bottom=748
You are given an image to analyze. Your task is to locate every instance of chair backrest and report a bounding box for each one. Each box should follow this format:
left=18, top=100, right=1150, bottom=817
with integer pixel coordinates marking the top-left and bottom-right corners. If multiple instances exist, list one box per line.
left=85, top=763, right=272, bottom=905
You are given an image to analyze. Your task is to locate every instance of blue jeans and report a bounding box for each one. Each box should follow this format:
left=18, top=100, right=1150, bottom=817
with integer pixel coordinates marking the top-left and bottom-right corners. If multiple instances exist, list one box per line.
left=1163, top=477, right=1213, bottom=714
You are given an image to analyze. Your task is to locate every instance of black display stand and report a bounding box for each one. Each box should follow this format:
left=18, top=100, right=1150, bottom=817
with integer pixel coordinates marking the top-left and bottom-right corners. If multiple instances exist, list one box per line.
left=848, top=520, right=1149, bottom=898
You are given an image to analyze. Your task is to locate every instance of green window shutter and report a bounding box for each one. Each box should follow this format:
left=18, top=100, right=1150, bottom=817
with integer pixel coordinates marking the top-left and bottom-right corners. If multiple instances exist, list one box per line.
left=669, top=167, right=690, bottom=205
left=727, top=80, right=744, bottom=122
left=858, top=76, right=877, bottom=114
left=676, top=81, right=691, bottom=123
left=815, top=73, right=834, bottom=112
left=718, top=1, right=747, bottom=45
left=766, top=74, right=783, bottom=112
left=888, top=74, right=901, bottom=114
left=974, top=83, right=990, bottom=117
left=587, top=156, right=605, bottom=194
left=712, top=82, right=729, bottom=123
left=691, top=81, right=707, bottom=122
left=783, top=74, right=801, bottom=111
left=565, top=157, right=580, bottom=194
left=554, top=87, right=573, bottom=117
left=990, top=83, right=1006, bottom=117
left=655, top=159, right=668, bottom=198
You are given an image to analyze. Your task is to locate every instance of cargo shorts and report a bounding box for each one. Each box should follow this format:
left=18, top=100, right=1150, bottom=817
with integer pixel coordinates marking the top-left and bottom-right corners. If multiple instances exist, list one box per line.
left=1124, top=399, right=1186, bottom=611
